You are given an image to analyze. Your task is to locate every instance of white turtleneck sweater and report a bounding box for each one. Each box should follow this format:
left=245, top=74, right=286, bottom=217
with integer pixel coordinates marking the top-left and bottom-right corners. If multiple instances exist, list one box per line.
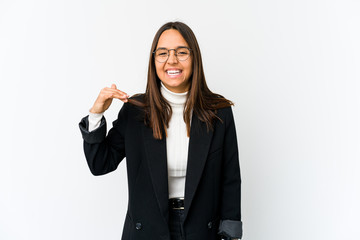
left=160, top=83, right=189, bottom=199
left=88, top=83, right=189, bottom=199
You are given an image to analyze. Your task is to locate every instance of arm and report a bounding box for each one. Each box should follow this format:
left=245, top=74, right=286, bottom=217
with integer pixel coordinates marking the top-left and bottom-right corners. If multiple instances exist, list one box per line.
left=218, top=107, right=243, bottom=239
left=88, top=112, right=104, bottom=132
left=78, top=103, right=129, bottom=176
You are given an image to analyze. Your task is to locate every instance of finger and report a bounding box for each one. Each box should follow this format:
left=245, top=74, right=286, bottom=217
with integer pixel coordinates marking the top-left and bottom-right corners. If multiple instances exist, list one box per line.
left=102, top=91, right=129, bottom=101
left=103, top=88, right=129, bottom=98
left=112, top=94, right=129, bottom=103
left=103, top=89, right=129, bottom=98
left=103, top=87, right=127, bottom=95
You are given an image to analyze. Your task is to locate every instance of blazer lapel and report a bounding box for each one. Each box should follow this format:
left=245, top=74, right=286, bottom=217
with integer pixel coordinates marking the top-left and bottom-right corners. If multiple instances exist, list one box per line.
left=141, top=113, right=214, bottom=224
left=142, top=125, right=169, bottom=224
left=183, top=113, right=214, bottom=222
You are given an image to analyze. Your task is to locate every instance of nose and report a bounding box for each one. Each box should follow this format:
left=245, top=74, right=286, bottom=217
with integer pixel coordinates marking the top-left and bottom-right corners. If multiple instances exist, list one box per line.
left=167, top=49, right=178, bottom=64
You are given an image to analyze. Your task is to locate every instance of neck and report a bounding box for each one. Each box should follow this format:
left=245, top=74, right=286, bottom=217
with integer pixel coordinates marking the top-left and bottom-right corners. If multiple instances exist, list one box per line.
left=160, top=82, right=187, bottom=106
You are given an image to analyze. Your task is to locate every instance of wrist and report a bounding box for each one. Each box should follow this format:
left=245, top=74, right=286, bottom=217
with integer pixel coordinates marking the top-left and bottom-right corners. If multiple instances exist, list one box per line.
left=89, top=107, right=104, bottom=114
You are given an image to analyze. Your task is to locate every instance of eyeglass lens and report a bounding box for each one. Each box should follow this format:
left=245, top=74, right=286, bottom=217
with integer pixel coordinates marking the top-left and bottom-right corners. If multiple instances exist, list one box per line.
left=154, top=47, right=190, bottom=63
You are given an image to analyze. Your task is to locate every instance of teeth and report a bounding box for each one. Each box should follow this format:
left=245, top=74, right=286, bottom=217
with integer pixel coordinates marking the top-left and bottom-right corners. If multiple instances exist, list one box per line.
left=167, top=70, right=181, bottom=75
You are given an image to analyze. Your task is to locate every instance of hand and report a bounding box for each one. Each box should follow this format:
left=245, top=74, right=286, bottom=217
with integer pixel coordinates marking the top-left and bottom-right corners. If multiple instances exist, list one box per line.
left=89, top=84, right=129, bottom=114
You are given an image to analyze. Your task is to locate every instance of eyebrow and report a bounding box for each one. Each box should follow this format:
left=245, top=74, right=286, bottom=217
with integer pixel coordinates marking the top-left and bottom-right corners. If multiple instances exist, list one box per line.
left=156, top=45, right=189, bottom=50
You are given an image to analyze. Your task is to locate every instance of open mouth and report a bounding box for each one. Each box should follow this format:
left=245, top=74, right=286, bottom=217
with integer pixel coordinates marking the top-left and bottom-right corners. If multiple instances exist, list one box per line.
left=166, top=69, right=182, bottom=76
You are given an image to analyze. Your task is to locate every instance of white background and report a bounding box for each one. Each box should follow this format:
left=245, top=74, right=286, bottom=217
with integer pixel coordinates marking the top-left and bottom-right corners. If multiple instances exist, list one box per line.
left=1, top=0, right=359, bottom=239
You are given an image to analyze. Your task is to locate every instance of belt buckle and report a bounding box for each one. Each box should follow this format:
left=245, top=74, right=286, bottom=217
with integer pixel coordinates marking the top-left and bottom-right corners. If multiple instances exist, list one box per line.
left=171, top=198, right=184, bottom=210
left=173, top=206, right=184, bottom=210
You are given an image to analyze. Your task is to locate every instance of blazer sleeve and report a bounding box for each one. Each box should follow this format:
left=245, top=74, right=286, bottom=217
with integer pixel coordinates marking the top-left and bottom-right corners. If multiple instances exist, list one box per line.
left=78, top=103, right=129, bottom=176
left=217, top=107, right=243, bottom=239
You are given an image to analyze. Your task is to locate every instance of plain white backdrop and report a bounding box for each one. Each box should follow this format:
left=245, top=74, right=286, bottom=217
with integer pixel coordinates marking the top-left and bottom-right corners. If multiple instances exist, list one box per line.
left=0, top=0, right=359, bottom=239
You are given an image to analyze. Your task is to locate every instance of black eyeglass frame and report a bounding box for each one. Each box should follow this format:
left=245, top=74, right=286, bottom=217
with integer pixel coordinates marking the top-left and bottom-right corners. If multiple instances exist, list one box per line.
left=153, top=47, right=192, bottom=63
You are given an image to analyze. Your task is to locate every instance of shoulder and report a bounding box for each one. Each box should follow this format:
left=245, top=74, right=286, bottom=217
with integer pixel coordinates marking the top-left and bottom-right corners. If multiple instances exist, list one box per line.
left=207, top=92, right=234, bottom=112
left=129, top=93, right=145, bottom=102
left=216, top=106, right=234, bottom=122
left=122, top=93, right=145, bottom=111
left=209, top=93, right=233, bottom=116
left=118, top=93, right=146, bottom=122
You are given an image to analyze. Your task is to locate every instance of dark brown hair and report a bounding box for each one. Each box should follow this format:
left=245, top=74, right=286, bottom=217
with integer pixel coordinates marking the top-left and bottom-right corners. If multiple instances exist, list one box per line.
left=129, top=21, right=233, bottom=139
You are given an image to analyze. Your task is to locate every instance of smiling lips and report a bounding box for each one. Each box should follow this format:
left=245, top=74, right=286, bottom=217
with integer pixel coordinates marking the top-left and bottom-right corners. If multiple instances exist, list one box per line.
left=166, top=69, right=182, bottom=77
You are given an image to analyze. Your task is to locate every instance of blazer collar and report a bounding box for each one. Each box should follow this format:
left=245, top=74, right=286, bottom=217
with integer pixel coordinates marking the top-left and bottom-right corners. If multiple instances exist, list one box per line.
left=142, top=112, right=214, bottom=224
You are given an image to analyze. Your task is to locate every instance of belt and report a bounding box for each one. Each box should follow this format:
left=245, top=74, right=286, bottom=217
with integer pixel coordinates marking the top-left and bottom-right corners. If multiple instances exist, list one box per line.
left=169, top=198, right=184, bottom=210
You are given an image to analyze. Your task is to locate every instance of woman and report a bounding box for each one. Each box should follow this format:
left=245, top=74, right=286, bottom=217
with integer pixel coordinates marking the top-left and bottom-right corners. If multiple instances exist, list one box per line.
left=79, top=21, right=242, bottom=240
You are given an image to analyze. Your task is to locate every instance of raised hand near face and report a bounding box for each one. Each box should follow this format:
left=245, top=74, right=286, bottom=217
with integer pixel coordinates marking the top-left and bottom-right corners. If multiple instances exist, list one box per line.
left=89, top=84, right=129, bottom=114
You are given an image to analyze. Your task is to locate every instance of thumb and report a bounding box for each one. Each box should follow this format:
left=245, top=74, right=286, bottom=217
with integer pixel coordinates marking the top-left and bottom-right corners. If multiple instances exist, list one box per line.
left=111, top=84, right=117, bottom=89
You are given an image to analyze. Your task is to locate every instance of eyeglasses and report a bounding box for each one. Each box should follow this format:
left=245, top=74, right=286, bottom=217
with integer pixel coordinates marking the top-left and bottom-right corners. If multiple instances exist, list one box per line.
left=153, top=47, right=191, bottom=63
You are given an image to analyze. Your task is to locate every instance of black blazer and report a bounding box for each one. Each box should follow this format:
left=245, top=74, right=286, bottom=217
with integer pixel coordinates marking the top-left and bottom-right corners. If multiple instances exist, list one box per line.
left=79, top=98, right=242, bottom=240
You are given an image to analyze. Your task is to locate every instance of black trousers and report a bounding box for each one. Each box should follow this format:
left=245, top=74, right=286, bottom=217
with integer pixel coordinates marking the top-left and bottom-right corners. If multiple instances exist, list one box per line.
left=169, top=208, right=230, bottom=240
left=169, top=208, right=185, bottom=240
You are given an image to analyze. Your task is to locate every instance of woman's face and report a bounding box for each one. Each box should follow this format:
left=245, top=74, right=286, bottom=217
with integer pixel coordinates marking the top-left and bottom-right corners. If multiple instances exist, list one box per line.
left=155, top=29, right=193, bottom=93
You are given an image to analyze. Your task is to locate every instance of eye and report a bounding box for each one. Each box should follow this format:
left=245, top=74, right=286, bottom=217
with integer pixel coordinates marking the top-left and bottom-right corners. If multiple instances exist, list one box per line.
left=177, top=48, right=190, bottom=55
left=156, top=49, right=168, bottom=57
